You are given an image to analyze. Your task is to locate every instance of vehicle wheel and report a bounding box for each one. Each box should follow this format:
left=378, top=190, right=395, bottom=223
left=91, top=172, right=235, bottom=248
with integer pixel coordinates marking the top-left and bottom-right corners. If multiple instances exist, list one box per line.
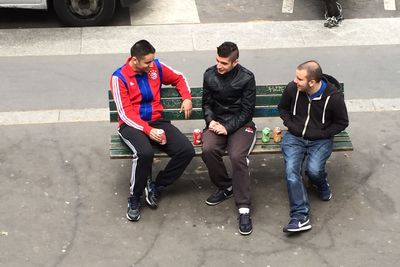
left=53, top=0, right=116, bottom=27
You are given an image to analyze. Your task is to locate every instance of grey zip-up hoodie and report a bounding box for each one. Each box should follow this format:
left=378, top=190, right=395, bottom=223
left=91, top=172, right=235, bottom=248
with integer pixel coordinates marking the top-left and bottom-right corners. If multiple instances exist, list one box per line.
left=278, top=74, right=349, bottom=140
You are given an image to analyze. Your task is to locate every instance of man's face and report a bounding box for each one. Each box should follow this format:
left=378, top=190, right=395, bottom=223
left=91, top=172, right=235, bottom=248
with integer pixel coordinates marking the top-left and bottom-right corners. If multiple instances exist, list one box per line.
left=132, top=53, right=155, bottom=73
left=216, top=55, right=237, bottom=75
left=294, top=69, right=311, bottom=92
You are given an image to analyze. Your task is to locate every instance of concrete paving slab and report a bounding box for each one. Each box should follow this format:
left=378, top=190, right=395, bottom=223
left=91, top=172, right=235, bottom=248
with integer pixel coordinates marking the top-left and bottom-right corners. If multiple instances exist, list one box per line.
left=129, top=0, right=200, bottom=25
left=372, top=98, right=400, bottom=112
left=80, top=25, right=195, bottom=55
left=1, top=18, right=400, bottom=57
left=0, top=27, right=82, bottom=57
left=0, top=112, right=400, bottom=266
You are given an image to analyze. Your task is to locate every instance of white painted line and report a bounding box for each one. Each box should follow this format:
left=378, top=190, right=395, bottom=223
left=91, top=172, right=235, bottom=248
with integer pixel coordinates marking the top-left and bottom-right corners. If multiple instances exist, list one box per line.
left=384, top=0, right=397, bottom=10
left=129, top=0, right=200, bottom=25
left=1, top=99, right=400, bottom=126
left=282, top=0, right=295, bottom=13
left=1, top=18, right=400, bottom=57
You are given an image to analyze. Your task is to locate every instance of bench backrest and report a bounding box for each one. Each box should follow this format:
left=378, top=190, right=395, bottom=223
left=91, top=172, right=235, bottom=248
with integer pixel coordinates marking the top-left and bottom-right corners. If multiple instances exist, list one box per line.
left=108, top=84, right=344, bottom=122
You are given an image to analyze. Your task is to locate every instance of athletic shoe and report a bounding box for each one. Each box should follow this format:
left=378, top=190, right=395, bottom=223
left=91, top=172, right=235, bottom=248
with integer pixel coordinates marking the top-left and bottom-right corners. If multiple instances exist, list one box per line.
left=283, top=218, right=312, bottom=232
left=238, top=213, right=253, bottom=235
left=314, top=180, right=332, bottom=201
left=205, top=188, right=233, bottom=206
left=145, top=179, right=161, bottom=209
left=324, top=2, right=343, bottom=28
left=126, top=195, right=141, bottom=221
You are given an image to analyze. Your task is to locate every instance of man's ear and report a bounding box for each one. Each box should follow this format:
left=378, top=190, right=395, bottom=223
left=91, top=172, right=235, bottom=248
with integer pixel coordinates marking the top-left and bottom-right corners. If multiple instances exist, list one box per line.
left=131, top=56, right=139, bottom=65
left=308, top=80, right=315, bottom=87
left=233, top=59, right=239, bottom=67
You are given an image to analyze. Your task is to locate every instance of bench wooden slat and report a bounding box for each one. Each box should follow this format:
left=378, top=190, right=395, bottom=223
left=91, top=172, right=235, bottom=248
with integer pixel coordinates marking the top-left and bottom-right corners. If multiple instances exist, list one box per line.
left=110, top=131, right=353, bottom=159
left=107, top=86, right=288, bottom=112
left=108, top=95, right=282, bottom=114
left=109, top=106, right=280, bottom=122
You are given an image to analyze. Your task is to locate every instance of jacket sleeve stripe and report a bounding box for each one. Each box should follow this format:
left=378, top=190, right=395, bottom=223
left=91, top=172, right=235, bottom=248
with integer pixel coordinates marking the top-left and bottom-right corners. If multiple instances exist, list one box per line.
left=112, top=76, right=144, bottom=131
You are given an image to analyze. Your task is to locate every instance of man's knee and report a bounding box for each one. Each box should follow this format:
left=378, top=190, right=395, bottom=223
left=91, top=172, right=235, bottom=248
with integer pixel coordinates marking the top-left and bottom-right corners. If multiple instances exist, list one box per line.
left=202, top=142, right=217, bottom=155
left=137, top=150, right=154, bottom=161
left=306, top=167, right=325, bottom=180
left=182, top=144, right=195, bottom=159
left=229, top=153, right=246, bottom=165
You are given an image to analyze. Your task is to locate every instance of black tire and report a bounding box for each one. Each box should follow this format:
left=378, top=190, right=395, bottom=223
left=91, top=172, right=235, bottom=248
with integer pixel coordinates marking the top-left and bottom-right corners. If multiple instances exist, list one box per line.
left=53, top=0, right=116, bottom=27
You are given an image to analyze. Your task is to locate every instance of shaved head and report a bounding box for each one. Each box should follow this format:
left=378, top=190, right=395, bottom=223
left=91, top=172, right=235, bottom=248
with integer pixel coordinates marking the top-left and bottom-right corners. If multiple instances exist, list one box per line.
left=297, top=60, right=323, bottom=82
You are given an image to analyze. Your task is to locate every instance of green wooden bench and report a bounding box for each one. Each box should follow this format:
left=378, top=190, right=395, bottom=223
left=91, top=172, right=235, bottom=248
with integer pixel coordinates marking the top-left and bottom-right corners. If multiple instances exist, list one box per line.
left=109, top=85, right=353, bottom=159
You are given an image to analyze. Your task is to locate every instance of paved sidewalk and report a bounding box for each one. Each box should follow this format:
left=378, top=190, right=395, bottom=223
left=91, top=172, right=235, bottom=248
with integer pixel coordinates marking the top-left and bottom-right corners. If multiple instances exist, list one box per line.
left=1, top=18, right=400, bottom=57
left=0, top=112, right=399, bottom=267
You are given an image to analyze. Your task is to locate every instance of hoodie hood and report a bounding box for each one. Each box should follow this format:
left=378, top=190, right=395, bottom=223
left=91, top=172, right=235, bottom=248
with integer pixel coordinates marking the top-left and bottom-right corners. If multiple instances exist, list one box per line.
left=322, top=73, right=341, bottom=95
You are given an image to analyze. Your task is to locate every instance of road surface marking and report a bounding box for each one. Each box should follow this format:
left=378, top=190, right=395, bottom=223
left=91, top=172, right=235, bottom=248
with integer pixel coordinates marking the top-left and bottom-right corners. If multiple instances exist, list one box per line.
left=282, top=0, right=295, bottom=13
left=384, top=0, right=396, bottom=10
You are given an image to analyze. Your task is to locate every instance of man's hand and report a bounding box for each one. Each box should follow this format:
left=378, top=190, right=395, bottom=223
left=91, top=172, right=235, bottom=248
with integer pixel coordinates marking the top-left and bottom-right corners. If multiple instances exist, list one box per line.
left=208, top=120, right=227, bottom=135
left=149, top=128, right=165, bottom=144
left=180, top=99, right=192, bottom=119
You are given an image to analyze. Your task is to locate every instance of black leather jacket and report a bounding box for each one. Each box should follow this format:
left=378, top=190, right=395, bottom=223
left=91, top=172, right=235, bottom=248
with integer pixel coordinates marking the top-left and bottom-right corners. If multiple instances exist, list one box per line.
left=202, top=64, right=256, bottom=134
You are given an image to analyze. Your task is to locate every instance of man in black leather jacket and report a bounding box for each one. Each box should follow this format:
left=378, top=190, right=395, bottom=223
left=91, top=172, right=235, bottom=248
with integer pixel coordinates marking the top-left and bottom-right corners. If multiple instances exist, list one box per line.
left=201, top=42, right=256, bottom=235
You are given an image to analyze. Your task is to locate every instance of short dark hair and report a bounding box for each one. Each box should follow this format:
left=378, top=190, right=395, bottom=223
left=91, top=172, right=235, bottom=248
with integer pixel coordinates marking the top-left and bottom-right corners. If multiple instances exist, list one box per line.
left=297, top=60, right=323, bottom=82
left=217, top=41, right=239, bottom=61
left=130, top=40, right=156, bottom=59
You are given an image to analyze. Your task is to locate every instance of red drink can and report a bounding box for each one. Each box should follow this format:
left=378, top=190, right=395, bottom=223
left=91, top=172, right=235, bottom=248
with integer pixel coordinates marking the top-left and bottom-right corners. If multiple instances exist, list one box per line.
left=157, top=129, right=167, bottom=145
left=193, top=129, right=202, bottom=145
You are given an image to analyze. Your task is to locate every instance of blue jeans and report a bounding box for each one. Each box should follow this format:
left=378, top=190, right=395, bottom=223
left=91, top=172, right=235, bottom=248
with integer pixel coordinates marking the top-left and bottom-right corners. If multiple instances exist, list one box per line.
left=281, top=132, right=333, bottom=220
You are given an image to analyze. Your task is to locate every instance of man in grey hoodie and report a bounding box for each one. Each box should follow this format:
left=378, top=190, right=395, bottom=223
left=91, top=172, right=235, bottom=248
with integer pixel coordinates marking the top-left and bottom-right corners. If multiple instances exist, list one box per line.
left=278, top=60, right=349, bottom=233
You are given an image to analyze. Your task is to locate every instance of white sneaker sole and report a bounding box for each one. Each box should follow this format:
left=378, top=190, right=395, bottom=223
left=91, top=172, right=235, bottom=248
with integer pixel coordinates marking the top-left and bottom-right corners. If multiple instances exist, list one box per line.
left=126, top=213, right=140, bottom=222
left=284, top=224, right=312, bottom=232
left=144, top=187, right=158, bottom=209
left=205, top=193, right=233, bottom=206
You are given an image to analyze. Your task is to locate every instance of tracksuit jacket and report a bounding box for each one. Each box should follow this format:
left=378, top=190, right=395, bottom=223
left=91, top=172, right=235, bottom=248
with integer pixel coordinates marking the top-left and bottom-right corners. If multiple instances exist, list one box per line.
left=278, top=74, right=349, bottom=140
left=110, top=57, right=192, bottom=135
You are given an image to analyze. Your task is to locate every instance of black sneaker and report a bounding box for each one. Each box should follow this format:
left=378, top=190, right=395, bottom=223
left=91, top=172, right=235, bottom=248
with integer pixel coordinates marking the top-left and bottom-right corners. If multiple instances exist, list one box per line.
left=126, top=195, right=141, bottom=222
left=145, top=179, right=161, bottom=209
left=238, top=213, right=253, bottom=235
left=312, top=180, right=332, bottom=201
left=324, top=2, right=343, bottom=28
left=283, top=218, right=312, bottom=232
left=205, top=188, right=233, bottom=206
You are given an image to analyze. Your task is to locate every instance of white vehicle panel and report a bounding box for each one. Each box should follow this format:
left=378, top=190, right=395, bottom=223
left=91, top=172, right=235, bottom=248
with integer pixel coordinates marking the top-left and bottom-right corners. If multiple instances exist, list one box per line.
left=0, top=0, right=46, bottom=9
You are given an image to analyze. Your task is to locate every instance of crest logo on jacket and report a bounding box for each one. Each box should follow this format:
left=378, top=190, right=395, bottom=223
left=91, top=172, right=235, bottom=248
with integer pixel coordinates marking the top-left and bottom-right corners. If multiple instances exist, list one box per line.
left=149, top=70, right=158, bottom=80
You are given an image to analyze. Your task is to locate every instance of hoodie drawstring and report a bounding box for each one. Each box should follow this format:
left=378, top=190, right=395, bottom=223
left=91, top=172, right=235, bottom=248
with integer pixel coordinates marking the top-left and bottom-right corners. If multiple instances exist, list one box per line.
left=322, top=95, right=331, bottom=124
left=293, top=90, right=299, bottom=116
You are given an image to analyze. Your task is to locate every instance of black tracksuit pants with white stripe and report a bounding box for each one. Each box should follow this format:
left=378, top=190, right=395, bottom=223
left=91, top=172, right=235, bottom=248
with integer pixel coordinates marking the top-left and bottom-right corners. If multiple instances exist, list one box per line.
left=119, top=120, right=195, bottom=197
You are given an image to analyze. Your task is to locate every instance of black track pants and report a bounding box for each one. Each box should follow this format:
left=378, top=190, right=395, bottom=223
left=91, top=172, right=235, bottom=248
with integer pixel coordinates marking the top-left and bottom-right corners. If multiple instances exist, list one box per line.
left=119, top=120, right=195, bottom=196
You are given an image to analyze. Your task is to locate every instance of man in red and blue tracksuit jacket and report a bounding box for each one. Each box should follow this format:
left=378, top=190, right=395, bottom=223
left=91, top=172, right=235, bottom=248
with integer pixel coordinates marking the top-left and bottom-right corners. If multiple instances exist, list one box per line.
left=110, top=40, right=195, bottom=222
